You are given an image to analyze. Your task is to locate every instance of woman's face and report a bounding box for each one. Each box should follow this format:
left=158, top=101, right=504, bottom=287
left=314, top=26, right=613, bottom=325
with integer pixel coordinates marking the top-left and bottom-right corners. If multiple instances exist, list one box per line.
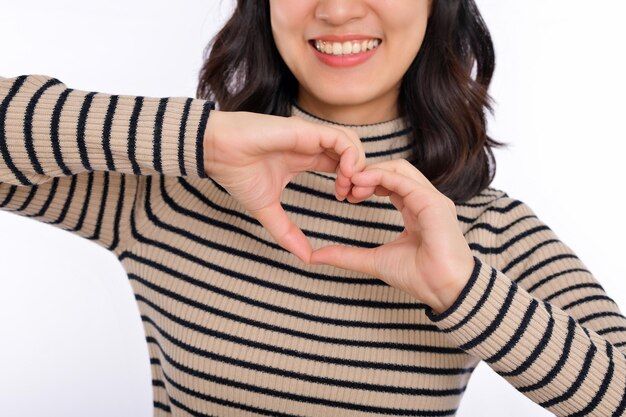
left=269, top=0, right=432, bottom=124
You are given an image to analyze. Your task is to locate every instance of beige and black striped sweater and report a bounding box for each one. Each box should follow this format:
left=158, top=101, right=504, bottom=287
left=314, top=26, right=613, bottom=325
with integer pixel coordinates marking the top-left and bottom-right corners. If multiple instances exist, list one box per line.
left=2, top=74, right=626, bottom=416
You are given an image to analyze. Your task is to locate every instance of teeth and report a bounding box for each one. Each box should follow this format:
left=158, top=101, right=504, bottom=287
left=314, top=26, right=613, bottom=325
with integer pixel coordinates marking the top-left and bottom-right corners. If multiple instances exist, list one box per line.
left=314, top=39, right=380, bottom=56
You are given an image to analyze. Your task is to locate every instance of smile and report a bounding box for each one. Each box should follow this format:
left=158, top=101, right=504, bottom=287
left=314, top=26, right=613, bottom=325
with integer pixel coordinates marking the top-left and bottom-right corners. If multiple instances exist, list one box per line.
left=310, top=39, right=381, bottom=56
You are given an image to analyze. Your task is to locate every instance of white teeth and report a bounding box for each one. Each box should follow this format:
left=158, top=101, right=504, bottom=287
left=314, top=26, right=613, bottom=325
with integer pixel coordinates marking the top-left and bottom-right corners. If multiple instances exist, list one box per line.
left=313, top=39, right=380, bottom=56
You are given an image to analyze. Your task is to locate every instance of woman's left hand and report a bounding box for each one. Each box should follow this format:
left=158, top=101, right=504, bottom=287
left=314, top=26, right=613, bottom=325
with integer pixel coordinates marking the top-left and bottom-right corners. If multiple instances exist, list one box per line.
left=310, top=160, right=475, bottom=314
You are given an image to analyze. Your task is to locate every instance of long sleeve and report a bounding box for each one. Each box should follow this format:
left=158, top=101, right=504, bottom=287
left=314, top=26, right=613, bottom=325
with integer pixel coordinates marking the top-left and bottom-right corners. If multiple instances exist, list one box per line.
left=0, top=74, right=214, bottom=255
left=425, top=195, right=626, bottom=416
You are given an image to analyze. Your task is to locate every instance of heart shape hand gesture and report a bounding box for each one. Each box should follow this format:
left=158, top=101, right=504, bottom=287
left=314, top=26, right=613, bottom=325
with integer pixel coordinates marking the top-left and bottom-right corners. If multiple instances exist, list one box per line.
left=204, top=111, right=474, bottom=313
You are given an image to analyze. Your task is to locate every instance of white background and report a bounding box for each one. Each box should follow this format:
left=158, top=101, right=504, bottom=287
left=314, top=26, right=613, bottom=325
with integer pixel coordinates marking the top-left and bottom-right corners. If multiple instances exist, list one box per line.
left=0, top=1, right=625, bottom=416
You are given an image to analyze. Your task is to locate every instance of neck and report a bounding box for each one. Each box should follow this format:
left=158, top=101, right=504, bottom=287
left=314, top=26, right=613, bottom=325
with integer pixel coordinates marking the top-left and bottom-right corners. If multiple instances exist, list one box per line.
left=295, top=91, right=400, bottom=126
left=289, top=103, right=414, bottom=165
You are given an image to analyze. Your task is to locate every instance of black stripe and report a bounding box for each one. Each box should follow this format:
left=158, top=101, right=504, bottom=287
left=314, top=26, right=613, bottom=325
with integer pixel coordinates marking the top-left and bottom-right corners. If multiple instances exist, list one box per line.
left=286, top=175, right=394, bottom=209
left=89, top=171, right=109, bottom=240
left=177, top=98, right=192, bottom=176
left=195, top=101, right=214, bottom=178
left=132, top=275, right=458, bottom=354
left=153, top=401, right=171, bottom=412
left=426, top=256, right=481, bottom=324
left=499, top=303, right=555, bottom=377
left=176, top=177, right=401, bottom=247
left=512, top=253, right=584, bottom=285
left=137, top=299, right=467, bottom=388
left=544, top=282, right=604, bottom=302
left=0, top=75, right=30, bottom=185
left=141, top=315, right=470, bottom=380
left=491, top=199, right=524, bottom=214
left=563, top=295, right=617, bottom=311
left=156, top=177, right=390, bottom=285
left=128, top=96, right=143, bottom=174
left=109, top=174, right=126, bottom=251
left=70, top=171, right=94, bottom=232
left=539, top=341, right=597, bottom=408
left=444, top=266, right=497, bottom=333
left=144, top=331, right=460, bottom=416
left=528, top=268, right=591, bottom=294
left=15, top=186, right=38, bottom=212
left=29, top=177, right=59, bottom=217
left=50, top=88, right=73, bottom=175
left=471, top=227, right=553, bottom=263
left=518, top=316, right=576, bottom=393
left=360, top=127, right=413, bottom=142
left=365, top=142, right=414, bottom=158
left=579, top=311, right=626, bottom=325
left=0, top=184, right=17, bottom=207
left=51, top=175, right=78, bottom=225
left=153, top=97, right=167, bottom=172
left=486, top=298, right=539, bottom=364
left=126, top=247, right=422, bottom=310
left=612, top=378, right=626, bottom=417
left=121, top=232, right=442, bottom=330
left=102, top=95, right=118, bottom=170
left=151, top=379, right=166, bottom=388
left=283, top=201, right=403, bottom=232
left=24, top=78, right=62, bottom=174
left=466, top=216, right=536, bottom=235
left=567, top=340, right=615, bottom=417
left=459, top=282, right=518, bottom=351
left=597, top=326, right=626, bottom=336
left=76, top=92, right=96, bottom=171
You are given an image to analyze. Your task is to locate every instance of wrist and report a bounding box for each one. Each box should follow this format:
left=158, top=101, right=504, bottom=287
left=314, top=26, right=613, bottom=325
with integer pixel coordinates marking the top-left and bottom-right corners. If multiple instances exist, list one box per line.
left=203, top=109, right=222, bottom=178
left=428, top=256, right=475, bottom=315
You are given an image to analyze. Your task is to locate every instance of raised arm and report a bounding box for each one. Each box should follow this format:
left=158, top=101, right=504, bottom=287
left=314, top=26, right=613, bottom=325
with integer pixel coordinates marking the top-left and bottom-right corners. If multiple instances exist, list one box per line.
left=1, top=74, right=367, bottom=260
left=0, top=74, right=214, bottom=254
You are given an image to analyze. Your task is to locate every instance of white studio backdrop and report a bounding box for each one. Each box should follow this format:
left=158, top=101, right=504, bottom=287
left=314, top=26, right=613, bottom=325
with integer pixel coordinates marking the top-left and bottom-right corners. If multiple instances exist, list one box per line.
left=0, top=1, right=624, bottom=416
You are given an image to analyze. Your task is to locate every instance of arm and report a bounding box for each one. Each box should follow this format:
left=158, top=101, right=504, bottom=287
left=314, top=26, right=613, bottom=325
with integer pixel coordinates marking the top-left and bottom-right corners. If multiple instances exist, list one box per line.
left=1, top=74, right=367, bottom=260
left=309, top=160, right=626, bottom=416
left=425, top=195, right=626, bottom=416
left=0, top=74, right=213, bottom=255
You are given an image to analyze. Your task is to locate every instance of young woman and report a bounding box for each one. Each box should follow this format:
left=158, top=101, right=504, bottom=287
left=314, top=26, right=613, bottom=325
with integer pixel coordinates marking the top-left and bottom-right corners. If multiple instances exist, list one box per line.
left=1, top=1, right=625, bottom=416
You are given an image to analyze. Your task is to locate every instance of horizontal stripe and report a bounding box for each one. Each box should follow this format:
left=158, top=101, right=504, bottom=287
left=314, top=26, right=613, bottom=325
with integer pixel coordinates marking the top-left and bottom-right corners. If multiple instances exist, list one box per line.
left=145, top=333, right=460, bottom=416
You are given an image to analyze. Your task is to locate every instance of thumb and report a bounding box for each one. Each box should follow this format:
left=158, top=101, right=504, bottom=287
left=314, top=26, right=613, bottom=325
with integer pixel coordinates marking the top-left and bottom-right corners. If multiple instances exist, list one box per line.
left=251, top=202, right=312, bottom=264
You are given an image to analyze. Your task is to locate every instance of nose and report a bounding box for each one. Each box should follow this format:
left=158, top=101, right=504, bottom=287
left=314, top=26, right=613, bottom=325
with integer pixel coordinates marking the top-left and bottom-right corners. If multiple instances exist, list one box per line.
left=314, top=0, right=368, bottom=26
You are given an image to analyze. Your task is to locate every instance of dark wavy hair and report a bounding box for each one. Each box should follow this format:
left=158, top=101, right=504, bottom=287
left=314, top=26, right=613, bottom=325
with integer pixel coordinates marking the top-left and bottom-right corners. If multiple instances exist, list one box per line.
left=197, top=0, right=508, bottom=204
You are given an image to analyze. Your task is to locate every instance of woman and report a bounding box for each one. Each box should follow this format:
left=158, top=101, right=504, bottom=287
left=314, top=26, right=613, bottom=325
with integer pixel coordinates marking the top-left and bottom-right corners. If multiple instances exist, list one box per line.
left=1, top=1, right=625, bottom=416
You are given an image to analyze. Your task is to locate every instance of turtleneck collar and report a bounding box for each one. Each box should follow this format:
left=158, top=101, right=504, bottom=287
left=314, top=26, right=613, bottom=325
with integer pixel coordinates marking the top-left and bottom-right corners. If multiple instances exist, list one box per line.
left=289, top=102, right=415, bottom=164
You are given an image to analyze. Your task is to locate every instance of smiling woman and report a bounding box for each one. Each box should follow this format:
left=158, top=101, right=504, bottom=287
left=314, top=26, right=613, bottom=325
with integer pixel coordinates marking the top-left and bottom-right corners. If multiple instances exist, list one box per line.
left=1, top=1, right=626, bottom=417
left=268, top=0, right=430, bottom=123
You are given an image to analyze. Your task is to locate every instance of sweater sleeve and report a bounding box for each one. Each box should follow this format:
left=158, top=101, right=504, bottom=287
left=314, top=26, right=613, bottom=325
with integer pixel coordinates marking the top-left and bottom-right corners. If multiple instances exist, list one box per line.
left=0, top=74, right=214, bottom=255
left=424, top=195, right=626, bottom=416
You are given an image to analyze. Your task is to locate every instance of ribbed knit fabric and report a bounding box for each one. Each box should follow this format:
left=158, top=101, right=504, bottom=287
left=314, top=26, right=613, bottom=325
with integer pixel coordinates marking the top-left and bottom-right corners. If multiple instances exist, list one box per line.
left=2, top=74, right=626, bottom=417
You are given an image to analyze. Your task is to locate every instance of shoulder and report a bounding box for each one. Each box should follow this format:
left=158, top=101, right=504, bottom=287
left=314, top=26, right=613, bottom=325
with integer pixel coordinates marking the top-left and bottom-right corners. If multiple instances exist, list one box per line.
left=459, top=185, right=541, bottom=227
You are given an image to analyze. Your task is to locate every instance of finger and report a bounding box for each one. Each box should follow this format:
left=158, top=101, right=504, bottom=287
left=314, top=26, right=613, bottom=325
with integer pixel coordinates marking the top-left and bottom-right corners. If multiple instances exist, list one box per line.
left=351, top=168, right=433, bottom=215
left=311, top=125, right=365, bottom=179
left=335, top=167, right=353, bottom=201
left=363, top=160, right=456, bottom=218
left=310, top=245, right=378, bottom=277
left=364, top=159, right=438, bottom=192
left=310, top=153, right=340, bottom=173
left=251, top=202, right=312, bottom=263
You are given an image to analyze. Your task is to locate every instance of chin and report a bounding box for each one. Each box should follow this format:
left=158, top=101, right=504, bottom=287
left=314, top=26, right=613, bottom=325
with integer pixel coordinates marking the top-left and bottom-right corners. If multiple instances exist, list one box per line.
left=310, top=87, right=379, bottom=108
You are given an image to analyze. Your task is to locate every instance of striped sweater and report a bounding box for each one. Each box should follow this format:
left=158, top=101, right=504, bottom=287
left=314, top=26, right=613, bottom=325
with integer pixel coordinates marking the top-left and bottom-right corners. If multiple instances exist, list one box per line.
left=2, top=74, right=626, bottom=417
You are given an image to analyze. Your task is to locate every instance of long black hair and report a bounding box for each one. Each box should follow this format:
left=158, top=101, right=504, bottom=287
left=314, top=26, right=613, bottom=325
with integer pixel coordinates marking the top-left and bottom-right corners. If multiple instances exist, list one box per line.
left=197, top=0, right=508, bottom=204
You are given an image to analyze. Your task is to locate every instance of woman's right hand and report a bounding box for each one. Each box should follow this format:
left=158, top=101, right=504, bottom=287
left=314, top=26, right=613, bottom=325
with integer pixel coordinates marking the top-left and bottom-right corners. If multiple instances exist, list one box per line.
left=203, top=110, right=366, bottom=263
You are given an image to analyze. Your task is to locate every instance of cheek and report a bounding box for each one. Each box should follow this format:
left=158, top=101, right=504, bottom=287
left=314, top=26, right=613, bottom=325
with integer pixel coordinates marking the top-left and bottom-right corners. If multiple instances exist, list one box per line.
left=384, top=9, right=429, bottom=72
left=269, top=1, right=309, bottom=65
